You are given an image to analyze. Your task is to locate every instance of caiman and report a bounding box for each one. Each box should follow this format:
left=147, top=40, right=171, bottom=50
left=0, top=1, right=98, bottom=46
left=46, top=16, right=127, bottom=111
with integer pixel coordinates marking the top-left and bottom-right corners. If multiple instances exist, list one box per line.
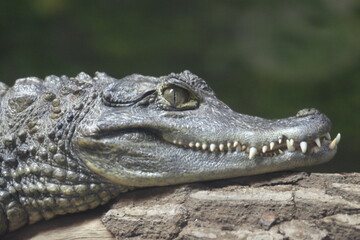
left=0, top=71, right=340, bottom=234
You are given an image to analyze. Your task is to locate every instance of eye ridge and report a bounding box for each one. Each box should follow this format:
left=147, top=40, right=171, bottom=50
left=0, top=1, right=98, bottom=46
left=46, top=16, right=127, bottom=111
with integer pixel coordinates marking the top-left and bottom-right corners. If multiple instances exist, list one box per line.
left=102, top=90, right=156, bottom=107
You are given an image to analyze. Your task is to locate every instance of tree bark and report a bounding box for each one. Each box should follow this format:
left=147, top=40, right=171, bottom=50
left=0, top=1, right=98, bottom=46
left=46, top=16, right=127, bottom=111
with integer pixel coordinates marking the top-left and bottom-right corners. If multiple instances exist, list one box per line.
left=4, top=172, right=360, bottom=240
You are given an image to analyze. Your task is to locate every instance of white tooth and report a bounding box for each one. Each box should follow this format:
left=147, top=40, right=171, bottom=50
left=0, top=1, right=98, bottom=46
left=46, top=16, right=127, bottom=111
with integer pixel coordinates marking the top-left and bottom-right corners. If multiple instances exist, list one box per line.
left=178, top=140, right=183, bottom=145
left=173, top=140, right=177, bottom=144
left=315, top=138, right=321, bottom=147
left=329, top=140, right=336, bottom=150
left=249, top=147, right=257, bottom=159
left=236, top=145, right=242, bottom=152
left=325, top=132, right=331, bottom=140
left=270, top=142, right=275, bottom=150
left=210, top=144, right=216, bottom=152
left=241, top=145, right=246, bottom=151
left=189, top=142, right=194, bottom=148
left=227, top=142, right=232, bottom=150
left=195, top=142, right=201, bottom=148
left=233, top=141, right=239, bottom=148
left=219, top=144, right=225, bottom=151
left=329, top=133, right=341, bottom=150
left=300, top=141, right=307, bottom=153
left=279, top=149, right=284, bottom=154
left=202, top=143, right=207, bottom=150
left=335, top=133, right=341, bottom=143
left=286, top=139, right=295, bottom=152
left=262, top=145, right=268, bottom=153
left=278, top=137, right=283, bottom=144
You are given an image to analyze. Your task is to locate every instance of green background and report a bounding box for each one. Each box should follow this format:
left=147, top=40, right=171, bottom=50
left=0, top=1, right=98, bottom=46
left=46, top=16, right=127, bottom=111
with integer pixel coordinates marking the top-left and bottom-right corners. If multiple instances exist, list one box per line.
left=1, top=0, right=359, bottom=172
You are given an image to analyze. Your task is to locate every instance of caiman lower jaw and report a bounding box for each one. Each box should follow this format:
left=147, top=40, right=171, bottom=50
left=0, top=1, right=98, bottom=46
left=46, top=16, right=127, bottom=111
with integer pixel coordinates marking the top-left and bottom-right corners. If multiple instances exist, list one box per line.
left=165, top=132, right=341, bottom=160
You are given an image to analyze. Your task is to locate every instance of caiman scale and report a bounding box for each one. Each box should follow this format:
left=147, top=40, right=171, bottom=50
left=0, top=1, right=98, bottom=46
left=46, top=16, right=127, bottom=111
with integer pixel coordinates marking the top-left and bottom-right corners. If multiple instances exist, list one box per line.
left=0, top=71, right=340, bottom=234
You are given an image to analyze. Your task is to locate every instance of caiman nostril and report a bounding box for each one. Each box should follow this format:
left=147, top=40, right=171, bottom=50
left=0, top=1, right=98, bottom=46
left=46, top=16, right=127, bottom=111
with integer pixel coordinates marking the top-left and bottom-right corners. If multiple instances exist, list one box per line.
left=296, top=108, right=321, bottom=117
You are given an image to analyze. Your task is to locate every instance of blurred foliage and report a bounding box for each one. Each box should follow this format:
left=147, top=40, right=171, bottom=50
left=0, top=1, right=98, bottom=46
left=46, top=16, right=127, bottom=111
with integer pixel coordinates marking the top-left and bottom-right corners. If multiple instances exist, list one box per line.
left=0, top=0, right=359, bottom=172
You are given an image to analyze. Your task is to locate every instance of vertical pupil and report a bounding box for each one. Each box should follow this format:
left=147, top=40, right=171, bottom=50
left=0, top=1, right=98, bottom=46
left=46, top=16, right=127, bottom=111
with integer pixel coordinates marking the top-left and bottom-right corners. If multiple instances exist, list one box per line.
left=166, top=88, right=177, bottom=106
left=170, top=89, right=176, bottom=105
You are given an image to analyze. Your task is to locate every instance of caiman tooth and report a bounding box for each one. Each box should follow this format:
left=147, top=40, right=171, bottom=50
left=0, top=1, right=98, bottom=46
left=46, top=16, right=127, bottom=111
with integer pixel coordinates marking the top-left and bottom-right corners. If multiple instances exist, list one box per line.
left=233, top=141, right=239, bottom=148
left=262, top=145, right=268, bottom=153
left=202, top=143, right=207, bottom=150
left=270, top=142, right=275, bottom=150
left=329, top=133, right=341, bottom=150
left=219, top=144, right=225, bottom=151
left=286, top=139, right=295, bottom=152
left=195, top=142, right=201, bottom=148
left=249, top=147, right=257, bottom=159
left=315, top=138, right=321, bottom=147
left=227, top=142, right=232, bottom=150
left=210, top=144, right=216, bottom=152
left=189, top=142, right=195, bottom=148
left=278, top=137, right=283, bottom=144
left=325, top=132, right=331, bottom=140
left=300, top=141, right=307, bottom=153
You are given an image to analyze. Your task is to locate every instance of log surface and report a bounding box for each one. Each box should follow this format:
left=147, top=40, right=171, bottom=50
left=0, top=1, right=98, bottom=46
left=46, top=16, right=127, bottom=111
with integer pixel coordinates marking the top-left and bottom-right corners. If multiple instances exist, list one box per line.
left=103, top=172, right=360, bottom=240
left=4, top=172, right=360, bottom=240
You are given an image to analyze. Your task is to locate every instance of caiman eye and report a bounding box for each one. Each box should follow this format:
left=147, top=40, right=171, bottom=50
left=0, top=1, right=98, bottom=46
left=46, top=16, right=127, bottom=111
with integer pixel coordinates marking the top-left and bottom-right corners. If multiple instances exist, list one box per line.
left=161, top=85, right=199, bottom=110
left=163, top=87, right=189, bottom=107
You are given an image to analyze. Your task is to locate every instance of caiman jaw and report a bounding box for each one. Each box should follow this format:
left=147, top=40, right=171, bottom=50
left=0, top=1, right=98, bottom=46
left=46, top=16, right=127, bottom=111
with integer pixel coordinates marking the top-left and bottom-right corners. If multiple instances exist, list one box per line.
left=166, top=132, right=341, bottom=160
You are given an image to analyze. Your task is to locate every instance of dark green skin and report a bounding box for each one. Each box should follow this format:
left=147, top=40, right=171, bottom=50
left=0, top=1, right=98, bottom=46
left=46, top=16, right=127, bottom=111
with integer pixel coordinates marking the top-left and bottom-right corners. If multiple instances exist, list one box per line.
left=0, top=71, right=337, bottom=234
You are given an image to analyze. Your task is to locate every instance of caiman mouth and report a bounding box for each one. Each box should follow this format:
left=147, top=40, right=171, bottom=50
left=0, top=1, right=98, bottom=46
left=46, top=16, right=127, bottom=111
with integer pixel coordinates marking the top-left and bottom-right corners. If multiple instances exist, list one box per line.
left=165, top=132, right=340, bottom=159
left=92, top=125, right=340, bottom=161
left=84, top=108, right=341, bottom=162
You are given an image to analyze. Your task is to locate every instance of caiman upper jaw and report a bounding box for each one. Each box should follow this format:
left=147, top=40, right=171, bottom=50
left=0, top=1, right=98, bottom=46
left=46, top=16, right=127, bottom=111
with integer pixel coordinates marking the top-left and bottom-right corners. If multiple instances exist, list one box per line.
left=85, top=105, right=341, bottom=162
left=161, top=108, right=340, bottom=160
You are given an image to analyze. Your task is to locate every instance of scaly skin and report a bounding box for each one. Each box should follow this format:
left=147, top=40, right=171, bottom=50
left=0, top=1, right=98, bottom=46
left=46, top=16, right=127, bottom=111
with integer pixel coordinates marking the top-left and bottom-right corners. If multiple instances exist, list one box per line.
left=0, top=71, right=340, bottom=235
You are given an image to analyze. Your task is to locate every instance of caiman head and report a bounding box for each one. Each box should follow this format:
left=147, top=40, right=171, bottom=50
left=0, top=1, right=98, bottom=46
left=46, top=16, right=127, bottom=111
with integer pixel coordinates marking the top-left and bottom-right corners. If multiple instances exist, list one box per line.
left=72, top=71, right=340, bottom=187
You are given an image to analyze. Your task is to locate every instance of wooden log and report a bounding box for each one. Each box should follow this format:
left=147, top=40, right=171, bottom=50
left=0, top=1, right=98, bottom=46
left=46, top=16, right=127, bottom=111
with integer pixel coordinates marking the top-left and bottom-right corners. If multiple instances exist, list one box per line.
left=4, top=172, right=360, bottom=239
